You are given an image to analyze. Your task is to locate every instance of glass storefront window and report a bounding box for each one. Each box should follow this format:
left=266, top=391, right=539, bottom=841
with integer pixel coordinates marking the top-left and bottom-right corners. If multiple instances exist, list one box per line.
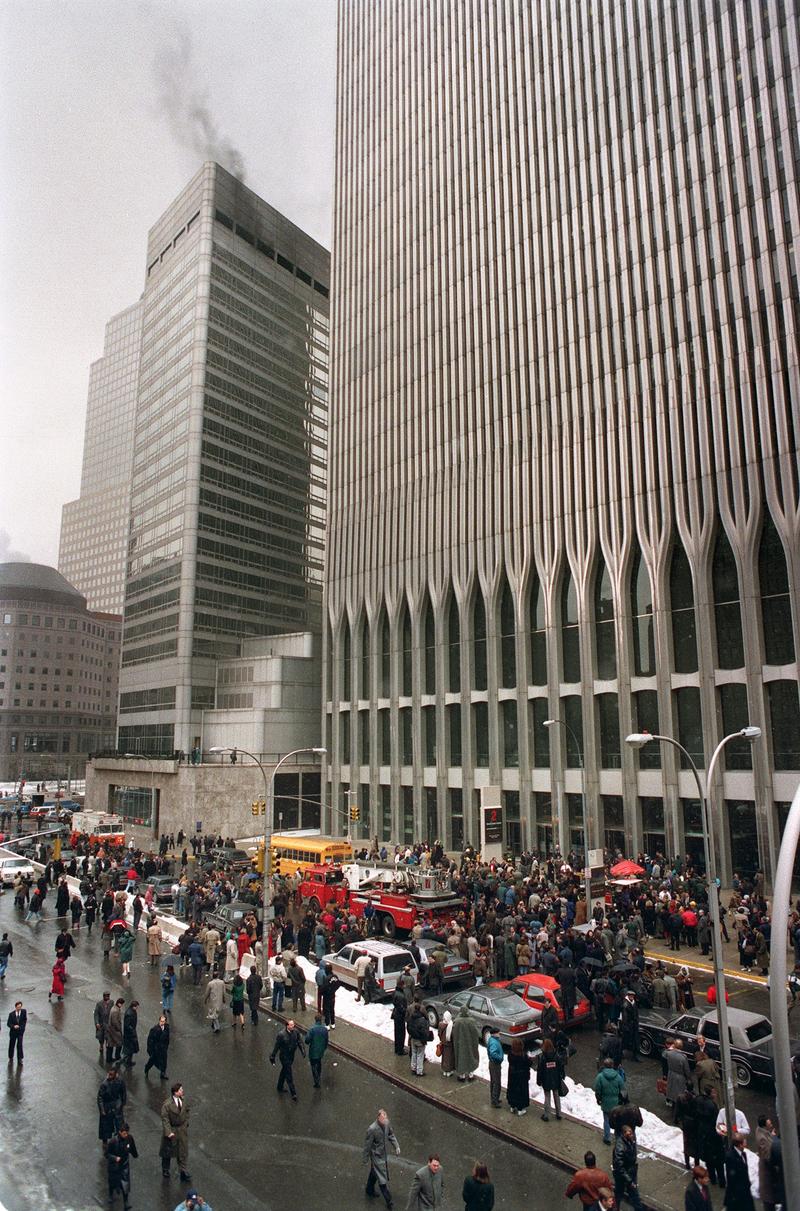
left=530, top=698, right=550, bottom=767
left=727, top=800, right=759, bottom=879
left=342, top=622, right=351, bottom=700
left=450, top=788, right=464, bottom=851
left=448, top=703, right=462, bottom=765
left=423, top=705, right=436, bottom=765
left=423, top=597, right=436, bottom=694
left=500, top=579, right=517, bottom=688
left=713, top=529, right=745, bottom=668
left=400, top=707, right=412, bottom=764
left=473, top=702, right=489, bottom=767
left=503, top=790, right=521, bottom=854
left=633, top=690, right=661, bottom=768
left=759, top=514, right=795, bottom=665
left=379, top=709, right=390, bottom=763
left=631, top=547, right=656, bottom=676
left=359, top=710, right=370, bottom=765
left=425, top=787, right=438, bottom=843
left=534, top=791, right=554, bottom=856
left=473, top=593, right=487, bottom=691
left=670, top=541, right=698, bottom=673
left=448, top=595, right=461, bottom=692
left=719, top=683, right=752, bottom=770
left=602, top=794, right=625, bottom=856
left=640, top=796, right=665, bottom=857
left=401, top=605, right=412, bottom=696
left=529, top=573, right=547, bottom=685
left=380, top=608, right=391, bottom=695
left=502, top=700, right=518, bottom=767
left=562, top=695, right=583, bottom=767
left=360, top=617, right=371, bottom=699
left=682, top=798, right=706, bottom=870
left=380, top=784, right=391, bottom=840
left=561, top=570, right=581, bottom=682
left=594, top=559, right=616, bottom=679
left=597, top=693, right=621, bottom=768
left=675, top=687, right=704, bottom=767
left=111, top=784, right=158, bottom=829
left=766, top=680, right=800, bottom=770
left=567, top=792, right=584, bottom=852
left=402, top=786, right=414, bottom=844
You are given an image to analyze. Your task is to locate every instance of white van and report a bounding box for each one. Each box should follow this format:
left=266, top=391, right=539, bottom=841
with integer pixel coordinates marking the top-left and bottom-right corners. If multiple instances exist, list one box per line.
left=322, top=939, right=420, bottom=995
left=0, top=854, right=35, bottom=886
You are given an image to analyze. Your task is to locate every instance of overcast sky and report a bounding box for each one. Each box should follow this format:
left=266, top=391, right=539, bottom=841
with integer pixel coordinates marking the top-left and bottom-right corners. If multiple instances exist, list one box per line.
left=0, top=0, right=337, bottom=567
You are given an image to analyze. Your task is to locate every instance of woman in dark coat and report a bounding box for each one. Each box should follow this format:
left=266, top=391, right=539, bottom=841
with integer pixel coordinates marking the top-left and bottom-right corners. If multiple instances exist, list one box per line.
left=144, top=1014, right=170, bottom=1079
left=462, top=1160, right=495, bottom=1211
left=675, top=1090, right=700, bottom=1169
left=506, top=1038, right=533, bottom=1115
left=391, top=988, right=407, bottom=1055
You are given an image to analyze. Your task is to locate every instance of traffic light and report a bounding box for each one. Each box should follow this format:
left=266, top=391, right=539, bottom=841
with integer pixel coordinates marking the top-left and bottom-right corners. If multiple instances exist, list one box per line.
left=349, top=803, right=360, bottom=822
left=251, top=799, right=265, bottom=816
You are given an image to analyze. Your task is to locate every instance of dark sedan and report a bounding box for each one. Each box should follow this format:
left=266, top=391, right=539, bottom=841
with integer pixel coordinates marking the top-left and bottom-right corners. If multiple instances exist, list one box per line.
left=637, top=1006, right=800, bottom=1090
left=420, top=985, right=541, bottom=1049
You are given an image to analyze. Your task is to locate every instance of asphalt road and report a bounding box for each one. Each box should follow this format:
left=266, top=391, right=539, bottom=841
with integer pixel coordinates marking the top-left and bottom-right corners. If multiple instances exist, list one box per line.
left=0, top=893, right=571, bottom=1211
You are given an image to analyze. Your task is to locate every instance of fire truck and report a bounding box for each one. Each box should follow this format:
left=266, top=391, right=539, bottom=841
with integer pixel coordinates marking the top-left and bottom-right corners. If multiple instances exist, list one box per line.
left=298, top=861, right=461, bottom=937
left=70, top=811, right=127, bottom=849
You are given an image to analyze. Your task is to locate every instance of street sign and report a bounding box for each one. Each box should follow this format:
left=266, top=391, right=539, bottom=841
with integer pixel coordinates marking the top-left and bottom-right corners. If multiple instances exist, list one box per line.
left=483, top=806, right=503, bottom=844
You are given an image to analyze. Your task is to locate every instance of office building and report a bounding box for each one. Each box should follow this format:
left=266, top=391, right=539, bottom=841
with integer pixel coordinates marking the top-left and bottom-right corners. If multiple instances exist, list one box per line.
left=325, top=1, right=800, bottom=884
left=59, top=300, right=144, bottom=615
left=117, top=162, right=329, bottom=758
left=0, top=563, right=120, bottom=781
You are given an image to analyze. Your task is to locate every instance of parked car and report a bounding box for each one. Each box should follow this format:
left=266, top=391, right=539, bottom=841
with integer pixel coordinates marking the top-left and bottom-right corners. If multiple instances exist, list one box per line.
left=420, top=985, right=541, bottom=1049
left=323, top=939, right=420, bottom=995
left=637, top=1006, right=800, bottom=1090
left=400, top=938, right=473, bottom=985
left=140, top=875, right=175, bottom=905
left=202, top=899, right=262, bottom=936
left=201, top=848, right=253, bottom=873
left=0, top=855, right=36, bottom=886
left=495, top=973, right=592, bottom=1027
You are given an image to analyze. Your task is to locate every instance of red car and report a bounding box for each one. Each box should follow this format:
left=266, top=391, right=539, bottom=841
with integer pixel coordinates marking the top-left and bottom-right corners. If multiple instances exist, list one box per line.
left=493, top=973, right=593, bottom=1027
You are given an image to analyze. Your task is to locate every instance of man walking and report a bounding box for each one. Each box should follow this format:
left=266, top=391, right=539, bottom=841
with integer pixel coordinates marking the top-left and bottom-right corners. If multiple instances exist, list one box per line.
left=94, top=991, right=112, bottom=1063
left=106, top=1121, right=138, bottom=1210
left=203, top=973, right=226, bottom=1034
left=406, top=1155, right=443, bottom=1210
left=144, top=1014, right=171, bottom=1080
left=0, top=933, right=12, bottom=980
left=7, top=1001, right=26, bottom=1063
left=305, top=1013, right=329, bottom=1089
left=363, top=1108, right=400, bottom=1209
left=613, top=1125, right=643, bottom=1211
left=246, top=965, right=264, bottom=1025
left=160, top=1082, right=192, bottom=1183
left=269, top=1019, right=306, bottom=1101
left=486, top=1025, right=504, bottom=1108
left=565, top=1151, right=613, bottom=1207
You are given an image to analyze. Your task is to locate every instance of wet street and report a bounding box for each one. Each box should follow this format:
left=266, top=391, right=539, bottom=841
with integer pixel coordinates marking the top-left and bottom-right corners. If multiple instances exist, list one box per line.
left=0, top=892, right=569, bottom=1211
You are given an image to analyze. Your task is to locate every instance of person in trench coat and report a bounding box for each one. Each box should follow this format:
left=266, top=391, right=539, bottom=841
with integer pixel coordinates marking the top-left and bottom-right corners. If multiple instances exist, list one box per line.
left=159, top=1083, right=191, bottom=1181
left=664, top=1039, right=693, bottom=1106
left=106, top=998, right=125, bottom=1063
left=452, top=1005, right=480, bottom=1080
left=405, top=1156, right=444, bottom=1210
left=363, top=1108, right=400, bottom=1207
left=144, top=1014, right=170, bottom=1079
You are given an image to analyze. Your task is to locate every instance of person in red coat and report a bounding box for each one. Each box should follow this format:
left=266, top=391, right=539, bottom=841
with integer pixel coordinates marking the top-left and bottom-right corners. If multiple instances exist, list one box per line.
left=236, top=928, right=250, bottom=964
left=50, top=956, right=66, bottom=1001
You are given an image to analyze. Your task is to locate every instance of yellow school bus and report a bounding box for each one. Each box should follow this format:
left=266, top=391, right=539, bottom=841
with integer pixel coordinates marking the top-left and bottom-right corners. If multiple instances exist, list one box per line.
left=256, top=832, right=353, bottom=877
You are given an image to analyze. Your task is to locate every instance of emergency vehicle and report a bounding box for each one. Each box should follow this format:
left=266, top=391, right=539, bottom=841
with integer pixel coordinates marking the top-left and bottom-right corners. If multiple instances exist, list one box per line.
left=298, top=860, right=461, bottom=938
left=70, top=811, right=126, bottom=848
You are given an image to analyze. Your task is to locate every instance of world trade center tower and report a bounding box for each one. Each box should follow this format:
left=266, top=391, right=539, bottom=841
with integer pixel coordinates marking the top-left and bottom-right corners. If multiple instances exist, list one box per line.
left=324, top=1, right=799, bottom=885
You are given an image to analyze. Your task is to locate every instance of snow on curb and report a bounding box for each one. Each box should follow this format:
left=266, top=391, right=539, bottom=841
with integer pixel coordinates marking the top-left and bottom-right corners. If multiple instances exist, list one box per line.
left=297, top=956, right=760, bottom=1192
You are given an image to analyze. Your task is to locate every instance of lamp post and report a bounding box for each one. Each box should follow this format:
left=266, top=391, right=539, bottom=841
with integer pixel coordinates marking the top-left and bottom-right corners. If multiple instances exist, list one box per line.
left=543, top=717, right=592, bottom=914
left=625, top=726, right=761, bottom=1139
left=767, top=775, right=800, bottom=1210
left=210, top=745, right=326, bottom=980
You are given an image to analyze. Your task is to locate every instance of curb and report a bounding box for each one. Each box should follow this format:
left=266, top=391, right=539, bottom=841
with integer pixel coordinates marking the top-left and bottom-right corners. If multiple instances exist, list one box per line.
left=262, top=1000, right=681, bottom=1211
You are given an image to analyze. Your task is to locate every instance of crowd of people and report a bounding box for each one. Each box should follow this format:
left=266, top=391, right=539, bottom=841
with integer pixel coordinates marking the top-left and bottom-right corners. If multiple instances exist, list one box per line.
left=4, top=820, right=796, bottom=1210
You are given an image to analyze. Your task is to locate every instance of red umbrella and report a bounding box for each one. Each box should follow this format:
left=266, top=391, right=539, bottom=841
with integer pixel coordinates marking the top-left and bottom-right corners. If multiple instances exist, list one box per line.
left=610, top=859, right=645, bottom=877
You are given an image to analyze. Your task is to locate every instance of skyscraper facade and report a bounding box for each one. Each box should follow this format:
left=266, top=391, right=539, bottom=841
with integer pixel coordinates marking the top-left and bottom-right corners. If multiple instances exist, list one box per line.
left=325, top=2, right=800, bottom=884
left=59, top=300, right=144, bottom=614
left=118, top=163, right=329, bottom=757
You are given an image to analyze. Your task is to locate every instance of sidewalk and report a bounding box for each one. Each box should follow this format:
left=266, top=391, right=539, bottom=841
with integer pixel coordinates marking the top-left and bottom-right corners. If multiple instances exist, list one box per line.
left=270, top=995, right=694, bottom=1211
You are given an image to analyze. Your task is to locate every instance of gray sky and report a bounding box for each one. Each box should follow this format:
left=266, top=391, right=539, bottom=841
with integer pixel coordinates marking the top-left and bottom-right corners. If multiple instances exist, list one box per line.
left=0, top=0, right=337, bottom=566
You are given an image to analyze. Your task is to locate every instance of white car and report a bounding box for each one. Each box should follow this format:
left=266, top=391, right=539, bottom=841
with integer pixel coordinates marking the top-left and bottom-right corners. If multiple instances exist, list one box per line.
left=0, top=855, right=35, bottom=886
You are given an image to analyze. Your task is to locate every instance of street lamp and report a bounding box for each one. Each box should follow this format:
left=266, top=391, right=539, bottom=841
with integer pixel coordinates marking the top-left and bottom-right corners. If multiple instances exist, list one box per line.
left=625, top=725, right=761, bottom=1139
left=768, top=776, right=800, bottom=1209
left=210, top=745, right=326, bottom=980
left=543, top=717, right=592, bottom=914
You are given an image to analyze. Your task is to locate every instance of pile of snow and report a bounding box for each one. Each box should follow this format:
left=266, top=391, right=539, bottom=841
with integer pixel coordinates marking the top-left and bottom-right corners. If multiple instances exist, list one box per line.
left=297, top=956, right=760, bottom=1192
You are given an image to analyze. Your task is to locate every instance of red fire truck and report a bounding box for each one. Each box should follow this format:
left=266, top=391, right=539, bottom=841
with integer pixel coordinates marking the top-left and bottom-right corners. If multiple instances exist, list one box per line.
left=298, top=862, right=461, bottom=938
